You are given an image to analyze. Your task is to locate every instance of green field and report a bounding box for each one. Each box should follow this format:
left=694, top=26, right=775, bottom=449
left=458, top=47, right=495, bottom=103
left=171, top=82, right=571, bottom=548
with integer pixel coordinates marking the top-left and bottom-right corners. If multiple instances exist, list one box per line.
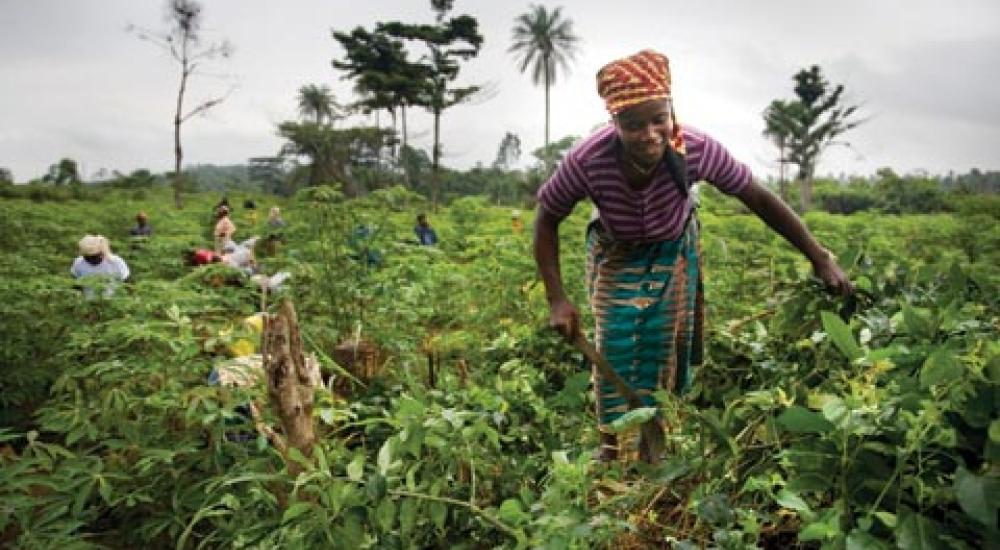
left=1, top=185, right=997, bottom=549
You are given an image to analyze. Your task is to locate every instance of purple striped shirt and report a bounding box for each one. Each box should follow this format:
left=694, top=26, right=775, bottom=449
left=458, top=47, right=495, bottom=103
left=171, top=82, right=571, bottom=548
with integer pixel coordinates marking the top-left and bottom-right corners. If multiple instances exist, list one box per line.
left=537, top=125, right=752, bottom=241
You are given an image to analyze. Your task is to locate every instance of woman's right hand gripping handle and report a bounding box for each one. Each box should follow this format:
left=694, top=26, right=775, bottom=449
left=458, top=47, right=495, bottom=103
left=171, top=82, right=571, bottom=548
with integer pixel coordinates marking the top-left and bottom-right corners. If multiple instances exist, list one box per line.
left=549, top=298, right=581, bottom=341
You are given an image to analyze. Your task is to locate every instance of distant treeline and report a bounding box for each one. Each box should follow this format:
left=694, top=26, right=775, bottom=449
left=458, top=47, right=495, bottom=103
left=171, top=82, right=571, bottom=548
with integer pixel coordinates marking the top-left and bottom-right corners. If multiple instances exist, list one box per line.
left=3, top=161, right=998, bottom=218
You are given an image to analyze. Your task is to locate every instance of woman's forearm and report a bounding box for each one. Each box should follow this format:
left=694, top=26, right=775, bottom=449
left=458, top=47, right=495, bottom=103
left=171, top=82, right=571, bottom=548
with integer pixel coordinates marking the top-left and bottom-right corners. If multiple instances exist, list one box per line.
left=533, top=207, right=569, bottom=305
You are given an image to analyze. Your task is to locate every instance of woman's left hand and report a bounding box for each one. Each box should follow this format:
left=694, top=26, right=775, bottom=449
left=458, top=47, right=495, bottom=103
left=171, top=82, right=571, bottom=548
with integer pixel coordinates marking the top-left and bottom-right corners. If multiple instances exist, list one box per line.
left=812, top=250, right=854, bottom=297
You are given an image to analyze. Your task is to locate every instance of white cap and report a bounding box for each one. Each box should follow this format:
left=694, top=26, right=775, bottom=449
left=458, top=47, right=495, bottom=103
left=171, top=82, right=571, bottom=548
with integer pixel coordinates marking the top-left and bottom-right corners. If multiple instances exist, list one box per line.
left=79, top=234, right=108, bottom=256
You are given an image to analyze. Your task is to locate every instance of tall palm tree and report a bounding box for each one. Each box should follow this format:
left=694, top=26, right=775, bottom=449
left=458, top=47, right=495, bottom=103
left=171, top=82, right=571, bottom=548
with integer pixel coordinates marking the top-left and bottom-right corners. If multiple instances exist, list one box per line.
left=297, top=84, right=339, bottom=125
left=509, top=5, right=580, bottom=153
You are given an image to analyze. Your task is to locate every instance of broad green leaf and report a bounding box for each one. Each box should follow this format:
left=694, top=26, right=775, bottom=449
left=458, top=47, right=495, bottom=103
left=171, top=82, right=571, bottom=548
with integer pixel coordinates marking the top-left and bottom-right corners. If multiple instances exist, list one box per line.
left=777, top=406, right=835, bottom=434
left=346, top=455, right=364, bottom=482
left=798, top=520, right=838, bottom=541
left=608, top=406, right=658, bottom=433
left=821, top=397, right=849, bottom=428
left=902, top=305, right=934, bottom=339
left=430, top=501, right=447, bottom=530
left=874, top=511, right=896, bottom=528
left=798, top=507, right=841, bottom=541
left=919, top=348, right=963, bottom=389
left=954, top=467, right=999, bottom=527
left=989, top=419, right=1000, bottom=444
left=282, top=502, right=312, bottom=523
left=896, top=510, right=945, bottom=550
left=498, top=498, right=530, bottom=525
left=375, top=499, right=396, bottom=531
left=366, top=473, right=387, bottom=500
left=377, top=439, right=393, bottom=475
left=776, top=489, right=812, bottom=516
left=399, top=497, right=418, bottom=535
left=821, top=311, right=863, bottom=361
left=846, top=529, right=888, bottom=550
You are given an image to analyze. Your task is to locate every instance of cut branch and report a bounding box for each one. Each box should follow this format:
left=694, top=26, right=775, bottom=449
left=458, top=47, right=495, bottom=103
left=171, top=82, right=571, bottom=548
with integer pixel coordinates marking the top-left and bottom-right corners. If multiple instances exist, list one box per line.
left=262, top=299, right=319, bottom=475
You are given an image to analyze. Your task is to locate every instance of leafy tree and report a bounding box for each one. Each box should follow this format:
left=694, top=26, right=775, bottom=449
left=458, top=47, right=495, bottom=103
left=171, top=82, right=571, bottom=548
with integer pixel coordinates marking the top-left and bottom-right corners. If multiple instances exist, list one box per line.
left=524, top=134, right=577, bottom=195
left=43, top=158, right=81, bottom=186
left=763, top=65, right=863, bottom=212
left=0, top=167, right=14, bottom=185
left=278, top=121, right=393, bottom=197
left=332, top=26, right=423, bottom=160
left=297, top=84, right=341, bottom=125
left=130, top=0, right=233, bottom=208
left=378, top=1, right=484, bottom=208
left=493, top=132, right=522, bottom=172
left=509, top=5, right=580, bottom=155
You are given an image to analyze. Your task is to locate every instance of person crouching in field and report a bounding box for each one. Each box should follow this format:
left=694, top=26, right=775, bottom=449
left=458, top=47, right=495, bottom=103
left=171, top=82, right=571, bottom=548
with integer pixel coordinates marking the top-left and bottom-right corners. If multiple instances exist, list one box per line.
left=533, top=49, right=853, bottom=462
left=187, top=237, right=259, bottom=274
left=71, top=235, right=130, bottom=299
left=130, top=211, right=152, bottom=236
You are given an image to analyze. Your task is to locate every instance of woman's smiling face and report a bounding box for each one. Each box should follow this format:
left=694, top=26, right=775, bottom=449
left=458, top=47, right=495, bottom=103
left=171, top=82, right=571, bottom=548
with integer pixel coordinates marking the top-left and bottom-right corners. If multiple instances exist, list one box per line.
left=614, top=98, right=673, bottom=167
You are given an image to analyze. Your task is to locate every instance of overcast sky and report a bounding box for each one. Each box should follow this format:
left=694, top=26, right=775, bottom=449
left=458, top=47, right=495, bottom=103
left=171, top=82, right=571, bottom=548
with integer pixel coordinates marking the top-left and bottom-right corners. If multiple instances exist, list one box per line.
left=2, top=0, right=999, bottom=183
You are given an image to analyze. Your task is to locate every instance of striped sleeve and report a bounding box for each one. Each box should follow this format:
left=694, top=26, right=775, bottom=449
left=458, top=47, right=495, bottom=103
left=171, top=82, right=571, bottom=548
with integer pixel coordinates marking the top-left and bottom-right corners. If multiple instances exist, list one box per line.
left=536, top=152, right=589, bottom=219
left=694, top=131, right=753, bottom=195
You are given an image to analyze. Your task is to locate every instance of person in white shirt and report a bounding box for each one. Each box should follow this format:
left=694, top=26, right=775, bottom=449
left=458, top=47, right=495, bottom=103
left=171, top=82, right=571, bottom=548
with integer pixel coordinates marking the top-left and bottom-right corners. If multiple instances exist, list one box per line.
left=70, top=234, right=130, bottom=298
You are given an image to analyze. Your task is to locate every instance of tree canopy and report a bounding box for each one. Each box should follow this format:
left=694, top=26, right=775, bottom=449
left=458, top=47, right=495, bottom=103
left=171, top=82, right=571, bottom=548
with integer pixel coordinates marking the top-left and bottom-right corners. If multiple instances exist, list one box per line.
left=763, top=65, right=863, bottom=211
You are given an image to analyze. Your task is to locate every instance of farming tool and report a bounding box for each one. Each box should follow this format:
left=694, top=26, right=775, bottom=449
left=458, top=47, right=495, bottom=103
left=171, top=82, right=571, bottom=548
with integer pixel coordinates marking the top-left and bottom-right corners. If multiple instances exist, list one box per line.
left=572, top=330, right=666, bottom=464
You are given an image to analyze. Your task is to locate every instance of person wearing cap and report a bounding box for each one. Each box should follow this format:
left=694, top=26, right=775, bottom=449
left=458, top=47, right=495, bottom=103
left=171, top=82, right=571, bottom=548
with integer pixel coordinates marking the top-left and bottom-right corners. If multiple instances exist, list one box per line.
left=214, top=205, right=237, bottom=253
left=510, top=210, right=524, bottom=234
left=70, top=235, right=130, bottom=298
left=129, top=211, right=152, bottom=236
left=533, top=49, right=853, bottom=461
left=267, top=206, right=285, bottom=229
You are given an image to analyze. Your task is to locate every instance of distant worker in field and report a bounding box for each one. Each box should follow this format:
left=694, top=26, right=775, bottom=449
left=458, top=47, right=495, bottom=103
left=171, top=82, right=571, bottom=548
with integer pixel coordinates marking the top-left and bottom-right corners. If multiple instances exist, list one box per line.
left=414, top=213, right=438, bottom=246
left=265, top=206, right=286, bottom=255
left=129, top=211, right=152, bottom=236
left=243, top=199, right=259, bottom=225
left=533, top=49, right=853, bottom=461
left=214, top=196, right=230, bottom=215
left=187, top=237, right=258, bottom=274
left=510, top=209, right=524, bottom=234
left=70, top=234, right=130, bottom=298
left=267, top=206, right=285, bottom=228
left=186, top=247, right=222, bottom=267
left=214, top=205, right=236, bottom=252
left=221, top=237, right=259, bottom=274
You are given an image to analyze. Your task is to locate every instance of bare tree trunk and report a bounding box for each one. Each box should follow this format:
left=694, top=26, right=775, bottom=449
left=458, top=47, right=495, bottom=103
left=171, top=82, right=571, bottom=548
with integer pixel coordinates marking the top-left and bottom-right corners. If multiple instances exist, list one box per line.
left=401, top=104, right=410, bottom=187
left=777, top=139, right=788, bottom=203
left=262, top=300, right=318, bottom=475
left=801, top=176, right=813, bottom=213
left=173, top=40, right=189, bottom=209
left=543, top=56, right=551, bottom=152
left=432, top=109, right=441, bottom=211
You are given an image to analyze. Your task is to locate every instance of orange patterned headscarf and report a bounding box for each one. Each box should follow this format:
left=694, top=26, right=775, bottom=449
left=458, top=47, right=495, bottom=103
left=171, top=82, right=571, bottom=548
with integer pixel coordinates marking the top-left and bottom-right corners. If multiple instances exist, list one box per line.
left=597, top=49, right=685, bottom=154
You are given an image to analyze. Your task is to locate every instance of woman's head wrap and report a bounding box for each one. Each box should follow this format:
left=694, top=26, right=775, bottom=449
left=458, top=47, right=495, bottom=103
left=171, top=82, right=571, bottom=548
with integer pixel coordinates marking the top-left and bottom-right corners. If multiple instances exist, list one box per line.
left=79, top=234, right=110, bottom=256
left=597, top=49, right=685, bottom=155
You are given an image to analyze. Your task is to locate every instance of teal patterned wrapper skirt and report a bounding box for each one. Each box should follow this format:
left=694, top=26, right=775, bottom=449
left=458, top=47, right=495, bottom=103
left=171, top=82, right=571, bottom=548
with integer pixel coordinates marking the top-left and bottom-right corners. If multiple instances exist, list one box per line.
left=585, top=217, right=704, bottom=429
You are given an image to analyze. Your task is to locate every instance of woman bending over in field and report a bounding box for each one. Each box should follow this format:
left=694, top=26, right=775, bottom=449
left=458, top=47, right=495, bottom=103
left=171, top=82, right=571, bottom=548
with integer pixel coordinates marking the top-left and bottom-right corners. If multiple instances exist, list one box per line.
left=533, top=49, right=852, bottom=461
